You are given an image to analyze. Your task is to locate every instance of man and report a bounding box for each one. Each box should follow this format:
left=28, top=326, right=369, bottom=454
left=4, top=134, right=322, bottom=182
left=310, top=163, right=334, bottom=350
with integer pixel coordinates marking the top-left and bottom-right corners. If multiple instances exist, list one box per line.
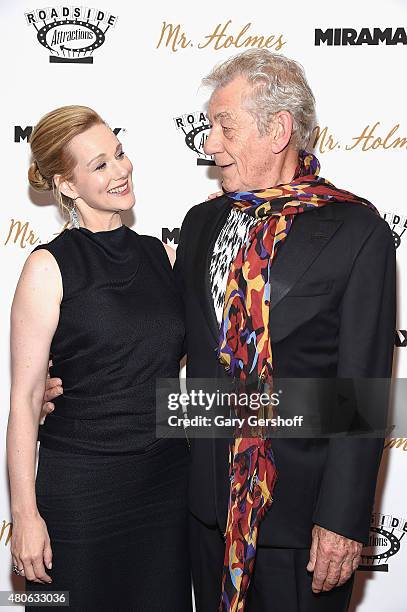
left=44, top=50, right=395, bottom=611
left=172, top=50, right=395, bottom=611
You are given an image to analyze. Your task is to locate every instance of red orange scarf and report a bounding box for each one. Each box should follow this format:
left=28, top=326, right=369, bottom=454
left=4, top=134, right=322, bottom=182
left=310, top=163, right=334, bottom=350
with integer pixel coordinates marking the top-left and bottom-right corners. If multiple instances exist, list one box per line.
left=218, top=150, right=378, bottom=611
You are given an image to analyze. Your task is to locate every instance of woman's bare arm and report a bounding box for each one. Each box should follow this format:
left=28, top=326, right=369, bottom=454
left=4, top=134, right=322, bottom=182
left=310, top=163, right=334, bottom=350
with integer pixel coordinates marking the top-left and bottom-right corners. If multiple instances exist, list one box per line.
left=7, top=249, right=61, bottom=581
left=163, top=242, right=176, bottom=267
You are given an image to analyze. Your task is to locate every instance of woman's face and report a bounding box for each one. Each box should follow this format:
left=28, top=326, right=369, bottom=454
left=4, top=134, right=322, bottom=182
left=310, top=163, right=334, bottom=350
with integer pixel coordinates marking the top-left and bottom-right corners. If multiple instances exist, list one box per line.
left=62, top=123, right=135, bottom=214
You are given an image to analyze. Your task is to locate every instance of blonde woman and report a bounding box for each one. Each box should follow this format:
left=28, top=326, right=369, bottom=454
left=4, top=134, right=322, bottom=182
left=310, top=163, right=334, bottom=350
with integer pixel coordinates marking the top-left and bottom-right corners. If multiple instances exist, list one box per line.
left=7, top=106, right=191, bottom=611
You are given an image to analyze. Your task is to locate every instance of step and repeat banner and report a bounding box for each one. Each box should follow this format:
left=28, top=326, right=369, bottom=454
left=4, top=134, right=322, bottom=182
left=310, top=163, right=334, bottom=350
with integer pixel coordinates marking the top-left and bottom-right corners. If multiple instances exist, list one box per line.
left=1, top=1, right=406, bottom=610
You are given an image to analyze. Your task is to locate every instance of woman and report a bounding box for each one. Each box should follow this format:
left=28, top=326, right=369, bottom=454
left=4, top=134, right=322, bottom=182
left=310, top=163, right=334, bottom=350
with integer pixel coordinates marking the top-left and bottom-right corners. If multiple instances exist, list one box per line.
left=7, top=106, right=192, bottom=611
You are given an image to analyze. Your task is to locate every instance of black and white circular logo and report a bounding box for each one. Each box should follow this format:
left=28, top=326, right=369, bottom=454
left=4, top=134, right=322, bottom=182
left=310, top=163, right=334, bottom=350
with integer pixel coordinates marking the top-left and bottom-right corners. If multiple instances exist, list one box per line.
left=173, top=111, right=214, bottom=166
left=359, top=513, right=406, bottom=572
left=25, top=6, right=118, bottom=64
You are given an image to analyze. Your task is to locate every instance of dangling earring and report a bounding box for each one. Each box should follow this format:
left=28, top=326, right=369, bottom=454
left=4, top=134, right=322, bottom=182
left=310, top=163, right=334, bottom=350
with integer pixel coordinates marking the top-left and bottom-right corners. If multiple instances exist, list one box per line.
left=70, top=199, right=80, bottom=229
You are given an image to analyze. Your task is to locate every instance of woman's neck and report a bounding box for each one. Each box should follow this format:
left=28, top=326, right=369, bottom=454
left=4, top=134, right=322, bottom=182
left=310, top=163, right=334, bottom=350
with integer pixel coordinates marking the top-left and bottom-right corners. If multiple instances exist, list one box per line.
left=76, top=211, right=123, bottom=233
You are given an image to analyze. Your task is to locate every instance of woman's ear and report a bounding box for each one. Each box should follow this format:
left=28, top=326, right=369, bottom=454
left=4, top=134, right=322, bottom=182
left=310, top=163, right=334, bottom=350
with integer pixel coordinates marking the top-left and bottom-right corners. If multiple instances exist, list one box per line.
left=53, top=174, right=78, bottom=200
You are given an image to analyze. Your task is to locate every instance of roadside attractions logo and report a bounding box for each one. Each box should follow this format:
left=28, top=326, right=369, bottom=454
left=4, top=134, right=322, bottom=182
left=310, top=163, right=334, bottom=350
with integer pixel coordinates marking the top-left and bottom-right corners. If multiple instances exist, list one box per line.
left=173, top=111, right=214, bottom=166
left=381, top=210, right=406, bottom=250
left=168, top=109, right=214, bottom=244
left=395, top=330, right=407, bottom=348
left=359, top=512, right=407, bottom=572
left=25, top=6, right=118, bottom=63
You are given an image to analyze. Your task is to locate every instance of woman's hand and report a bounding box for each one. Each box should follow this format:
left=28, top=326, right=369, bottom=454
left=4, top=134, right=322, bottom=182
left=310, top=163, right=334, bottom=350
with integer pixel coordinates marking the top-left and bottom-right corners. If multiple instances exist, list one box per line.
left=206, top=191, right=223, bottom=201
left=11, top=512, right=53, bottom=583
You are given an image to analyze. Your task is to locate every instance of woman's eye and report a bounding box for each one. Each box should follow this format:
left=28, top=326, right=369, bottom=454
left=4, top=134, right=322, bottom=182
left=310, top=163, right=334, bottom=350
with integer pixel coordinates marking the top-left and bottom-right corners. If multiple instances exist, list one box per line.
left=95, top=151, right=125, bottom=170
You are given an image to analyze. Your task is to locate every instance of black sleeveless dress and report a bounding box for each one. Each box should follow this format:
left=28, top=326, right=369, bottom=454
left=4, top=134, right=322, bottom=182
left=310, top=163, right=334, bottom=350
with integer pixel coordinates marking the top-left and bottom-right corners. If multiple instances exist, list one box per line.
left=26, top=225, right=191, bottom=611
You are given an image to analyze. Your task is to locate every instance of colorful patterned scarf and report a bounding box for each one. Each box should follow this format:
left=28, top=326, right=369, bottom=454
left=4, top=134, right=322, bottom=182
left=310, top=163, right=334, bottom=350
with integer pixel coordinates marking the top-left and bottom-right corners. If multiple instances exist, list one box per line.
left=218, top=150, right=378, bottom=612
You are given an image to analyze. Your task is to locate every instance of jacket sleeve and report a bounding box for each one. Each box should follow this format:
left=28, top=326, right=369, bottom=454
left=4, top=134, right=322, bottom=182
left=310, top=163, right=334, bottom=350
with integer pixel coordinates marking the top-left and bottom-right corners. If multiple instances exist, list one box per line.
left=174, top=206, right=196, bottom=359
left=312, top=217, right=396, bottom=544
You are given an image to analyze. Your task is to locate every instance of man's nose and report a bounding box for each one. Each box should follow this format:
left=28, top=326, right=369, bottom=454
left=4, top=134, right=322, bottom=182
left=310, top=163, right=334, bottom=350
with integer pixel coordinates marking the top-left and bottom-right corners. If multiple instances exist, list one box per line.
left=204, top=127, right=223, bottom=156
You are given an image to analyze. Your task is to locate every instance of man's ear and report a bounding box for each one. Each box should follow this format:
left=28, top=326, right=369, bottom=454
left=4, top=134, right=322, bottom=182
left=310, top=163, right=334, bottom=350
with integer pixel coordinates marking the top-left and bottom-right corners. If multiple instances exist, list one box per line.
left=269, top=111, right=293, bottom=154
left=53, top=174, right=78, bottom=200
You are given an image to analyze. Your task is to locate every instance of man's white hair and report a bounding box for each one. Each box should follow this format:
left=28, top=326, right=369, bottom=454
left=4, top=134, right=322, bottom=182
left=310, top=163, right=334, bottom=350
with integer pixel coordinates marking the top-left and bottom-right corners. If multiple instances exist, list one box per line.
left=202, top=49, right=316, bottom=150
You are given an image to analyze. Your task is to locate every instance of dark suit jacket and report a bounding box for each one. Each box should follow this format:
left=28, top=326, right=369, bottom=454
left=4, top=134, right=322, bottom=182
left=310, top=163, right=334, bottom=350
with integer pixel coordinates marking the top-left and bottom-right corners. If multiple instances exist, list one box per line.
left=174, top=195, right=396, bottom=548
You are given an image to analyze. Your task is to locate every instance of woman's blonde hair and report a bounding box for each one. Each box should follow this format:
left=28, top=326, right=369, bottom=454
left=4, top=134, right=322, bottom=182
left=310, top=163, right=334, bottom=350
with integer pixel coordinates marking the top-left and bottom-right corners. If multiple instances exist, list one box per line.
left=28, top=105, right=105, bottom=217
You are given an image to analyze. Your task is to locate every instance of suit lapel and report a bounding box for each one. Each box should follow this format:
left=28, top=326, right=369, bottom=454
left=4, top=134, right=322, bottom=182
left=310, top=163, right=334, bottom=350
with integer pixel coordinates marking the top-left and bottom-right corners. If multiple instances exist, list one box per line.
left=193, top=198, right=343, bottom=345
left=269, top=216, right=343, bottom=311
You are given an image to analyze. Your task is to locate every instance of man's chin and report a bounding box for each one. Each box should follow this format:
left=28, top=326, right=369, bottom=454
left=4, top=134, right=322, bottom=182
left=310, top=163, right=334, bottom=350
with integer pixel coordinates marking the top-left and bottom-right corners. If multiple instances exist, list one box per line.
left=221, top=180, right=238, bottom=194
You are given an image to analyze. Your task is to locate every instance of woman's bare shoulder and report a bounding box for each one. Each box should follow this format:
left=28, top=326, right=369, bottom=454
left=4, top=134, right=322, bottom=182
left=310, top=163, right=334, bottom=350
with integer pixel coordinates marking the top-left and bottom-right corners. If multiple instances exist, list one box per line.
left=17, top=249, right=63, bottom=303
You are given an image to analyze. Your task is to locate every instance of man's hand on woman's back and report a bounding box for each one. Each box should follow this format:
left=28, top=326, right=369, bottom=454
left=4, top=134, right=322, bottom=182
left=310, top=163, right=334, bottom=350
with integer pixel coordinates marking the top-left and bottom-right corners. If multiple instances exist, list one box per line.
left=40, top=360, right=63, bottom=424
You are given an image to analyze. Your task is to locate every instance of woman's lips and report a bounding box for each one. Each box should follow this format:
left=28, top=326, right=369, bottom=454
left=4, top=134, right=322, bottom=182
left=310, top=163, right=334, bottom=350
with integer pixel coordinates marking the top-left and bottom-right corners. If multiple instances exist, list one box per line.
left=107, top=181, right=130, bottom=196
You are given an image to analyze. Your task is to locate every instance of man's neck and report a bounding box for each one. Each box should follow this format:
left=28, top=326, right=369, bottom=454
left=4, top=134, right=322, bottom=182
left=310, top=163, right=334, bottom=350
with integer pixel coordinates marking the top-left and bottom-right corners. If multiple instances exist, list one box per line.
left=251, top=146, right=299, bottom=191
left=266, top=146, right=299, bottom=188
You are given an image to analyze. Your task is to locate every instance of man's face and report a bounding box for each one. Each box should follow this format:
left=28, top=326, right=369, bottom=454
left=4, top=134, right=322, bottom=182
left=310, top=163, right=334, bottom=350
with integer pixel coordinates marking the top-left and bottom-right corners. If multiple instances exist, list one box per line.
left=205, top=75, right=275, bottom=192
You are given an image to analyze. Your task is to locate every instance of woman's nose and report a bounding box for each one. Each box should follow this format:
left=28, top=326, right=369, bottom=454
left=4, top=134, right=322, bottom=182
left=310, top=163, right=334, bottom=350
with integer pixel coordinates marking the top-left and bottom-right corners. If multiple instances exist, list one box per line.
left=113, top=161, right=127, bottom=179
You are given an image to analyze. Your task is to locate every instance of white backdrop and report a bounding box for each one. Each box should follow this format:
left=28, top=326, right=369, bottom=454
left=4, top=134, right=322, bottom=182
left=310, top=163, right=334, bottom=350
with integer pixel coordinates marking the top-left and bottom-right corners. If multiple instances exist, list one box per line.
left=1, top=1, right=406, bottom=610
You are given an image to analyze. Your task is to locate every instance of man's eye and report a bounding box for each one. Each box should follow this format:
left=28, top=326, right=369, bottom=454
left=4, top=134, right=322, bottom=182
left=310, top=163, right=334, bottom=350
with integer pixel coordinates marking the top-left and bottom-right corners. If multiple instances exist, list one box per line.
left=222, top=127, right=234, bottom=138
left=117, top=150, right=125, bottom=158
